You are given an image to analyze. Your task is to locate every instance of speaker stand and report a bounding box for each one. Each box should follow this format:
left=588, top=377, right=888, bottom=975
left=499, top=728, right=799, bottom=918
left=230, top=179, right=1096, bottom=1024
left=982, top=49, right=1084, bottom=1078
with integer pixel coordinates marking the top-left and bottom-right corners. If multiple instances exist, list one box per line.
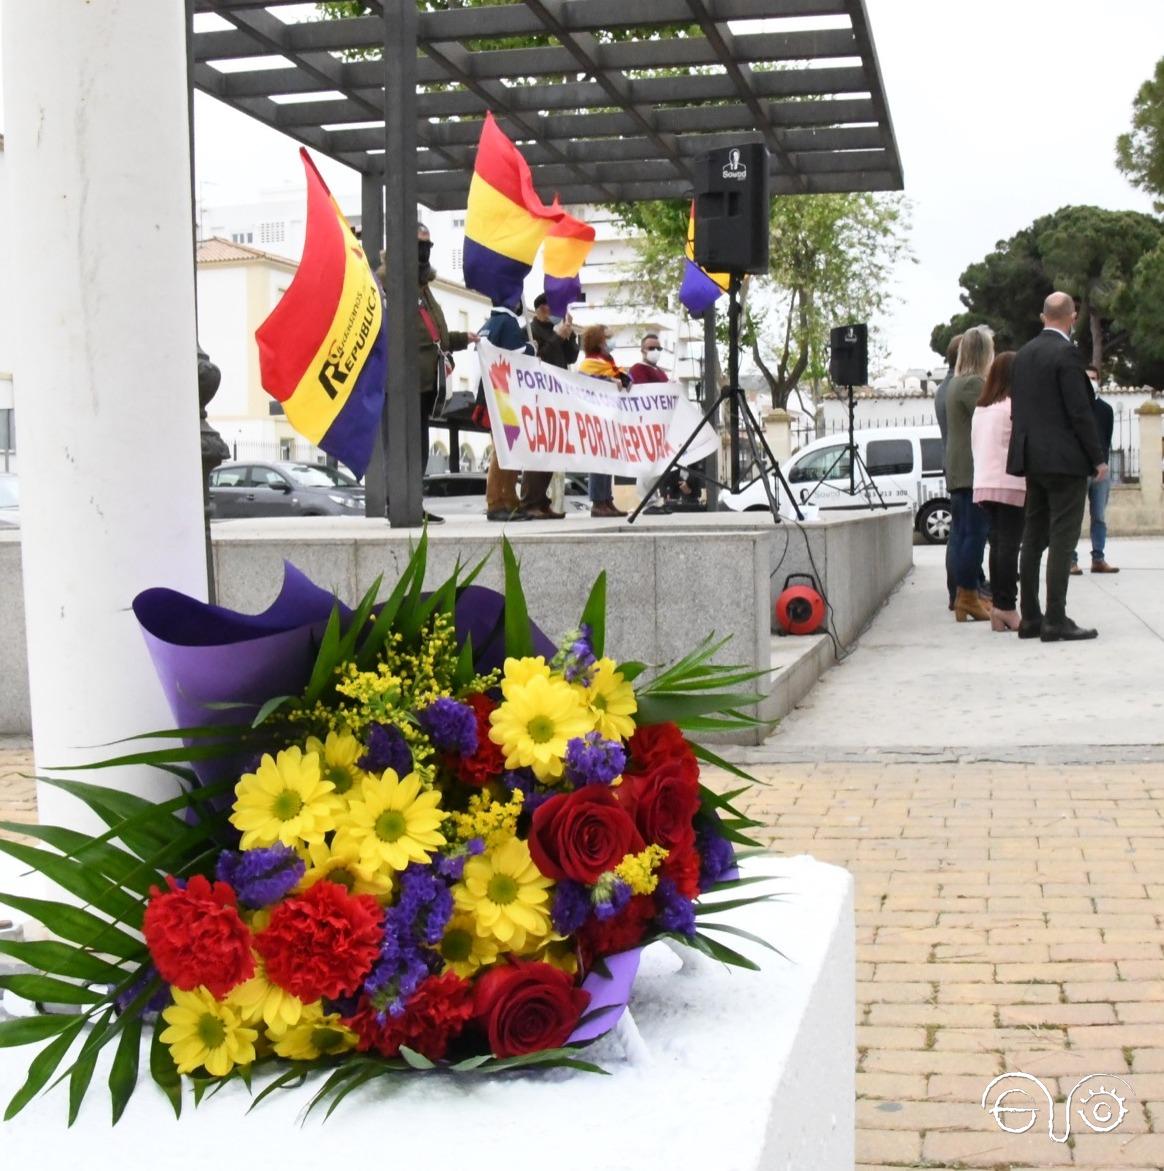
left=629, top=274, right=803, bottom=526
left=798, top=383, right=889, bottom=512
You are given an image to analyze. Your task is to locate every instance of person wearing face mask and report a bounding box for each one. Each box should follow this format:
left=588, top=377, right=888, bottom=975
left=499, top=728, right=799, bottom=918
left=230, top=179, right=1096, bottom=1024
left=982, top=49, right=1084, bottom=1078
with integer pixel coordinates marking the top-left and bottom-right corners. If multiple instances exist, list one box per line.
left=1069, top=364, right=1119, bottom=576
left=578, top=323, right=630, bottom=519
left=627, top=332, right=670, bottom=385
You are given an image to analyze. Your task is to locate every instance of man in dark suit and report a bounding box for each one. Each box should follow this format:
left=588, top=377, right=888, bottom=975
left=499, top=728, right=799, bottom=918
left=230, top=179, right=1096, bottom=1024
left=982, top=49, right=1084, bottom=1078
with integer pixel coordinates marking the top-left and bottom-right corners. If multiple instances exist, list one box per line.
left=1007, top=292, right=1108, bottom=642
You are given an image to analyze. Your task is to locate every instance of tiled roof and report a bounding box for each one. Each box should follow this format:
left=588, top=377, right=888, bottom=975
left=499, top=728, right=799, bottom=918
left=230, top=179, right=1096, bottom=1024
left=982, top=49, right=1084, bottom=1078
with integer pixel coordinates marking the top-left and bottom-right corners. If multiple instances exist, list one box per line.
left=196, top=237, right=297, bottom=268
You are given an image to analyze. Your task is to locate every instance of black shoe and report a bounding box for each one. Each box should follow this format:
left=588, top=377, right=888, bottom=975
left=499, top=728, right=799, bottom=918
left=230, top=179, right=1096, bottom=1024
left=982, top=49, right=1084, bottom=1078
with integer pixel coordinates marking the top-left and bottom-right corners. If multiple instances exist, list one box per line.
left=1017, top=617, right=1043, bottom=640
left=423, top=511, right=445, bottom=525
left=1040, top=618, right=1098, bottom=642
left=485, top=508, right=530, bottom=522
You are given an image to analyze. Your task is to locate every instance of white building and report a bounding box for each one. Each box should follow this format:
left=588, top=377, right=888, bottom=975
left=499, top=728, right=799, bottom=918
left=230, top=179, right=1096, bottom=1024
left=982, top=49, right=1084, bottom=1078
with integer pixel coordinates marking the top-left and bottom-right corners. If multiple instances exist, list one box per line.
left=0, top=133, right=14, bottom=473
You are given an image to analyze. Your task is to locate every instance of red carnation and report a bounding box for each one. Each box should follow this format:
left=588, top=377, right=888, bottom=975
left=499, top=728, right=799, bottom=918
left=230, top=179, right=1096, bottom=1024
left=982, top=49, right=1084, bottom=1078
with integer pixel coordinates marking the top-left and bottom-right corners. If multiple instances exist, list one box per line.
left=143, top=874, right=254, bottom=998
left=449, top=693, right=505, bottom=787
left=345, top=972, right=475, bottom=1060
left=255, top=880, right=383, bottom=1002
left=578, top=894, right=654, bottom=969
left=625, top=722, right=697, bottom=783
left=473, top=960, right=590, bottom=1058
left=660, top=841, right=702, bottom=900
left=529, top=786, right=644, bottom=884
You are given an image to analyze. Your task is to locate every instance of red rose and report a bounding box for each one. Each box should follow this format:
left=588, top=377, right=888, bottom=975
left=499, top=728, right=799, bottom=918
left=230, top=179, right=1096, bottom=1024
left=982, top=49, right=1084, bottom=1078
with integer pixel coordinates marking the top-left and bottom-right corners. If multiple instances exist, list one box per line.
left=345, top=972, right=475, bottom=1060
left=449, top=693, right=505, bottom=787
left=529, top=787, right=644, bottom=884
left=256, top=880, right=383, bottom=1002
left=660, top=841, right=702, bottom=900
left=473, top=961, right=590, bottom=1058
left=618, top=762, right=700, bottom=852
left=143, top=874, right=253, bottom=998
left=625, top=723, right=696, bottom=782
left=578, top=894, right=654, bottom=969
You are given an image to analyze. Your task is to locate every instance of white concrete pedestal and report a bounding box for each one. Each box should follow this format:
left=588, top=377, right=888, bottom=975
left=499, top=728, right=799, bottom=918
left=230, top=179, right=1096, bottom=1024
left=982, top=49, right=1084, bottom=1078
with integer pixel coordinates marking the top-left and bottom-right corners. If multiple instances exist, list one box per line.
left=0, top=854, right=854, bottom=1170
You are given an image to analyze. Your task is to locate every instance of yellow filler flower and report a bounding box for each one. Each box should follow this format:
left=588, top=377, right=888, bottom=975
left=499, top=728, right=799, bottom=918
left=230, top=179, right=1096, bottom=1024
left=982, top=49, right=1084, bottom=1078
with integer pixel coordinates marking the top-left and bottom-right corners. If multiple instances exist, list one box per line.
left=489, top=673, right=592, bottom=782
left=333, top=770, right=446, bottom=874
left=230, top=746, right=339, bottom=850
left=453, top=836, right=553, bottom=952
left=160, top=986, right=259, bottom=1077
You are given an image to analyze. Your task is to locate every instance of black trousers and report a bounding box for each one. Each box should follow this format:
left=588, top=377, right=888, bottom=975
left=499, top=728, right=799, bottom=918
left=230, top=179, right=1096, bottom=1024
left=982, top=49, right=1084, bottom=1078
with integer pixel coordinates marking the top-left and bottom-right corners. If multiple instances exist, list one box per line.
left=980, top=500, right=1025, bottom=611
left=419, top=387, right=438, bottom=477
left=1019, top=473, right=1088, bottom=626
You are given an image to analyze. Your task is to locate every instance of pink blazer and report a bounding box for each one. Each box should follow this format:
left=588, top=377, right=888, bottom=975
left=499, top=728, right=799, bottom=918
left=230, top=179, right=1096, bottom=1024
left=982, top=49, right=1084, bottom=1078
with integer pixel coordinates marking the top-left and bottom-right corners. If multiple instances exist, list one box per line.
left=971, top=400, right=1027, bottom=503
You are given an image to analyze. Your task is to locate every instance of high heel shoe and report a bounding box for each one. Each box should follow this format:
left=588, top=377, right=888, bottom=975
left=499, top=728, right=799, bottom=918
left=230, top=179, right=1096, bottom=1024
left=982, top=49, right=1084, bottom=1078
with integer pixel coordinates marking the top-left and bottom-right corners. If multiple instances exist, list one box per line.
left=990, top=608, right=1020, bottom=632
left=954, top=587, right=992, bottom=623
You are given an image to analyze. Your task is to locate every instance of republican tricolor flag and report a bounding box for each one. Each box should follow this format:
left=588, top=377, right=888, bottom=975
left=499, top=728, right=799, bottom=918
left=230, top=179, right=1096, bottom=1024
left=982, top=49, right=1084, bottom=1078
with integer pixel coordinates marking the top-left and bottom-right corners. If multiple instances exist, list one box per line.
left=679, top=202, right=730, bottom=316
left=542, top=202, right=595, bottom=317
left=255, top=149, right=385, bottom=478
left=463, top=112, right=566, bottom=308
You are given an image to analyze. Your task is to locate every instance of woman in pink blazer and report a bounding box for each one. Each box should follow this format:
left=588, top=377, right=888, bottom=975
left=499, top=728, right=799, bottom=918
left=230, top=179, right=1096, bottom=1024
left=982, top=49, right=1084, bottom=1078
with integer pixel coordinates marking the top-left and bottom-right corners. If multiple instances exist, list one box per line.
left=971, top=351, right=1026, bottom=631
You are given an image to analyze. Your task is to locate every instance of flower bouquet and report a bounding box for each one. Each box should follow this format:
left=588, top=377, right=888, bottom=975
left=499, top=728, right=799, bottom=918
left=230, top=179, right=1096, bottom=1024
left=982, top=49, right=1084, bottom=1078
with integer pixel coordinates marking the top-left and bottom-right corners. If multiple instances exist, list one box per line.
left=0, top=537, right=771, bottom=1122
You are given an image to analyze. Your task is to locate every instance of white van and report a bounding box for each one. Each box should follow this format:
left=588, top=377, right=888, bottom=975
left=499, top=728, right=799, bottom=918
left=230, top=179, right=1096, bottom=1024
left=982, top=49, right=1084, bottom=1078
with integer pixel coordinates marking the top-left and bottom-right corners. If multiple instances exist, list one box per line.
left=720, top=425, right=951, bottom=544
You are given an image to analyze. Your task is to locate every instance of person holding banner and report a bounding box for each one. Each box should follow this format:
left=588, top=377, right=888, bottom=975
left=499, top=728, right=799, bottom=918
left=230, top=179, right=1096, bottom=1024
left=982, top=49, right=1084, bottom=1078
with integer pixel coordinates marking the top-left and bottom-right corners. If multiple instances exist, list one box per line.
left=479, top=296, right=536, bottom=522
left=578, top=324, right=630, bottom=519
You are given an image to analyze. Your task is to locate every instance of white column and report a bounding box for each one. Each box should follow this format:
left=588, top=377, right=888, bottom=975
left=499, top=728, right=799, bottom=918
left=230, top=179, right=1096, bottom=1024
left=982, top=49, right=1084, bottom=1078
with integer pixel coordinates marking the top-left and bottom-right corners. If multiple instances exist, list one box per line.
left=1137, top=402, right=1163, bottom=507
left=2, top=1, right=207, bottom=830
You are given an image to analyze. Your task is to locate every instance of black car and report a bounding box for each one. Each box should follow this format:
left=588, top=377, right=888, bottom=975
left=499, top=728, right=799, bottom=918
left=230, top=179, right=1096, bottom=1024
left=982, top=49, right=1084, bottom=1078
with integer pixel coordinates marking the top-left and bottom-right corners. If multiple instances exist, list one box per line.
left=208, top=461, right=364, bottom=518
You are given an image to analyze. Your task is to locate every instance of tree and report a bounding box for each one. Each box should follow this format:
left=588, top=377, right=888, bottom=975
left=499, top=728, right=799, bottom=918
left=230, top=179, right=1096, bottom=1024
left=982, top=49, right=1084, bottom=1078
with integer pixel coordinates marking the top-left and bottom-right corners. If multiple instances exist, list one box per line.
left=615, top=192, right=912, bottom=409
left=1117, top=56, right=1164, bottom=213
left=931, top=206, right=1163, bottom=382
left=1127, top=241, right=1164, bottom=382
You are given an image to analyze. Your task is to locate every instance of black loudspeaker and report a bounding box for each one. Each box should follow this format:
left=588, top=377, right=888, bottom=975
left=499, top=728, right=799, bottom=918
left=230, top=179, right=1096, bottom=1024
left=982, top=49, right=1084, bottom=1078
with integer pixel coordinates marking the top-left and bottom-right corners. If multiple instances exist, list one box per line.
left=693, top=143, right=770, bottom=274
left=829, top=323, right=868, bottom=386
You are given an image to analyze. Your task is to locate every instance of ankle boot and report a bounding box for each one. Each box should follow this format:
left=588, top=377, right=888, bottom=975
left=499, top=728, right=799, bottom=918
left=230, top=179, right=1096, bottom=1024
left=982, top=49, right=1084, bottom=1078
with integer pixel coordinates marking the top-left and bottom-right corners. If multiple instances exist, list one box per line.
left=990, top=608, right=1021, bottom=632
left=954, top=587, right=991, bottom=623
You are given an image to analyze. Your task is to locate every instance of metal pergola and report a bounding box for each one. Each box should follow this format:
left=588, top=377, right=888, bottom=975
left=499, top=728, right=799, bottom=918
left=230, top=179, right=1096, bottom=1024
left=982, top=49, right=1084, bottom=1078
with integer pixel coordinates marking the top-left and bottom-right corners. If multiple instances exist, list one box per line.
left=190, top=0, right=904, bottom=525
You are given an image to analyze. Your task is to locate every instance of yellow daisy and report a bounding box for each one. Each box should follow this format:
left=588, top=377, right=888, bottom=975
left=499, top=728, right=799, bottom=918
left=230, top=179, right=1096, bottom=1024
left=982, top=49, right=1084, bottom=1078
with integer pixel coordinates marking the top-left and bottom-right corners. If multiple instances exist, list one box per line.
left=438, top=912, right=500, bottom=978
left=230, top=746, right=340, bottom=850
left=226, top=956, right=305, bottom=1032
left=298, top=838, right=395, bottom=901
left=453, top=836, right=553, bottom=952
left=582, top=658, right=638, bottom=742
left=332, top=770, right=446, bottom=874
left=489, top=674, right=592, bottom=782
left=160, top=986, right=259, bottom=1077
left=305, top=730, right=368, bottom=801
left=268, top=1001, right=358, bottom=1061
left=500, top=656, right=551, bottom=701
left=532, top=937, right=580, bottom=977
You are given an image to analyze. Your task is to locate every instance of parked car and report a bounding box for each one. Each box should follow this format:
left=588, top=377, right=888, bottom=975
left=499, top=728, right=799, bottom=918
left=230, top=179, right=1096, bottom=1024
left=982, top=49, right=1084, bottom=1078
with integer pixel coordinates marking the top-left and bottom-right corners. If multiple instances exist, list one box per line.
left=720, top=426, right=951, bottom=544
left=208, top=461, right=364, bottom=518
left=0, top=473, right=18, bottom=529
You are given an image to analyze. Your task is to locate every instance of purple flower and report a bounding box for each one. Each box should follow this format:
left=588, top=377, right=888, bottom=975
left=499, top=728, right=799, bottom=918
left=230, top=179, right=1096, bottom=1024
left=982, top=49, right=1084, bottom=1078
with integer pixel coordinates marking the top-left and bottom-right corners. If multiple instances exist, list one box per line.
left=551, top=879, right=592, bottom=934
left=114, top=963, right=171, bottom=1015
left=696, top=821, right=737, bottom=891
left=554, top=624, right=597, bottom=686
left=565, top=731, right=626, bottom=787
left=419, top=697, right=478, bottom=756
left=593, top=878, right=631, bottom=921
left=215, top=844, right=305, bottom=909
left=655, top=877, right=696, bottom=936
left=503, top=768, right=554, bottom=812
left=364, top=863, right=454, bottom=1017
left=435, top=837, right=485, bottom=882
left=360, top=722, right=413, bottom=776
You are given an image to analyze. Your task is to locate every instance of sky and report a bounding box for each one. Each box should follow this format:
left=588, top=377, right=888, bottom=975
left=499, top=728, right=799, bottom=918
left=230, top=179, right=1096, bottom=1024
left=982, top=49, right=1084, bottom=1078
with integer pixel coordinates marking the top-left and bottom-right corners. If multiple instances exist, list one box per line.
left=1, top=1, right=1161, bottom=373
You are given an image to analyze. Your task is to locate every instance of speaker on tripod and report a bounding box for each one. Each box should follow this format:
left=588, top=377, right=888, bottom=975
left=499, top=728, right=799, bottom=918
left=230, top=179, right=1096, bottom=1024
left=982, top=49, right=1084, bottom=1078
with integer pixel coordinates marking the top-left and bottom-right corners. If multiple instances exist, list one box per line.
left=829, top=323, right=868, bottom=387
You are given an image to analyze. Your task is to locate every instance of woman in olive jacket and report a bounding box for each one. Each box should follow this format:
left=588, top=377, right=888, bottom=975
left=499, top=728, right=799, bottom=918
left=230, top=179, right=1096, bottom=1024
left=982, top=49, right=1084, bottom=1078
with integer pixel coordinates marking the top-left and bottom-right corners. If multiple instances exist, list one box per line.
left=944, top=326, right=995, bottom=622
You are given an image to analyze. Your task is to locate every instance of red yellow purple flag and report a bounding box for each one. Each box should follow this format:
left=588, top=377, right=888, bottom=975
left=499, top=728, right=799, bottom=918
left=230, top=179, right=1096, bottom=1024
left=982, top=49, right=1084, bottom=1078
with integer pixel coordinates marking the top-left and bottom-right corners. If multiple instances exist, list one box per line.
left=679, top=202, right=730, bottom=316
left=543, top=201, right=595, bottom=317
left=255, top=149, right=385, bottom=477
left=463, top=112, right=563, bottom=307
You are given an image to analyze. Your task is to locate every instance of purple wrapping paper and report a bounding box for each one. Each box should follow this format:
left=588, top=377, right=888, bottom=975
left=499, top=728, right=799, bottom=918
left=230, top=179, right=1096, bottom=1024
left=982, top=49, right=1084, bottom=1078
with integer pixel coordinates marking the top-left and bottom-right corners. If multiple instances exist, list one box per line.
left=570, top=947, right=643, bottom=1044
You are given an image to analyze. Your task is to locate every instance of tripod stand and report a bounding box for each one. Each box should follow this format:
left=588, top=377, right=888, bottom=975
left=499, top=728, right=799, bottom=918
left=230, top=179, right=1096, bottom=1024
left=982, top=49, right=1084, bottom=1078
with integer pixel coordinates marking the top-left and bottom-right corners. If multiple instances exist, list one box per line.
left=799, top=382, right=888, bottom=511
left=629, top=273, right=803, bottom=524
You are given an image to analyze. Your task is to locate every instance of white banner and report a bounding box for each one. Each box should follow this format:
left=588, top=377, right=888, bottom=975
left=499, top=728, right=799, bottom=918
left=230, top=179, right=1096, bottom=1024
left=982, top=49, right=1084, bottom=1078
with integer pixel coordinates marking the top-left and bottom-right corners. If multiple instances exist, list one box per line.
left=476, top=338, right=718, bottom=476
